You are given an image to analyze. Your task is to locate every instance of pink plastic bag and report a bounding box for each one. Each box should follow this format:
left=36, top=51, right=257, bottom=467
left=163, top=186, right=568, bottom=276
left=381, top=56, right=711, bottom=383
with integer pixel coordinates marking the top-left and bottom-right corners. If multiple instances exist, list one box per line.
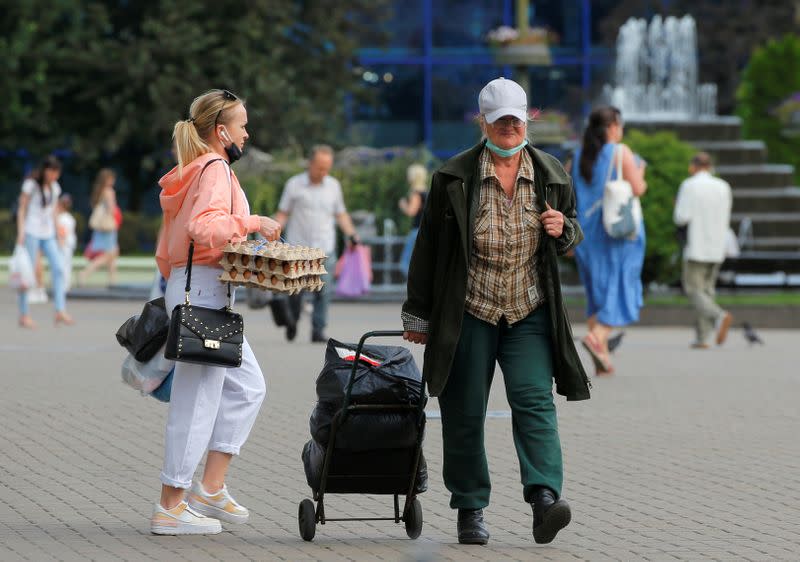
left=335, top=245, right=372, bottom=297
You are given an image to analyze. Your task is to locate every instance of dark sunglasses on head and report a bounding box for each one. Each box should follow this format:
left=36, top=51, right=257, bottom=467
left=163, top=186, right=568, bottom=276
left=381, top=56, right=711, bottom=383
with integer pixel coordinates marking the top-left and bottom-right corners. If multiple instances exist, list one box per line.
left=214, top=89, right=238, bottom=126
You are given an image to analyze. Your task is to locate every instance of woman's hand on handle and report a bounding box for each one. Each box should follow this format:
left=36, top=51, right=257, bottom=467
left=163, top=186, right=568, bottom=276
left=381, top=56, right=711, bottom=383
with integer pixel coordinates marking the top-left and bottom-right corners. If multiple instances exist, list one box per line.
left=258, top=216, right=282, bottom=241
left=403, top=330, right=428, bottom=345
left=541, top=202, right=564, bottom=238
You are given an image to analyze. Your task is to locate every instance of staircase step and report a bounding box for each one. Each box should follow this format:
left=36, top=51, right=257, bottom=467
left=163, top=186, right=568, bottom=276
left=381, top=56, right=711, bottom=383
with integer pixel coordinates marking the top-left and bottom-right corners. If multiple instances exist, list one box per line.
left=747, top=237, right=800, bottom=251
left=722, top=252, right=800, bottom=274
left=732, top=187, right=800, bottom=212
left=716, top=164, right=796, bottom=188
left=629, top=116, right=742, bottom=141
left=731, top=212, right=800, bottom=237
left=691, top=140, right=767, bottom=165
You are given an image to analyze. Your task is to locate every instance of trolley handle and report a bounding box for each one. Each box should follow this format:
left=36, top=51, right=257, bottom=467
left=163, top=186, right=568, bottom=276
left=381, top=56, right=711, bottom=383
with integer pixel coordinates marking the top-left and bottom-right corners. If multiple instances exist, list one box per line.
left=341, top=330, right=407, bottom=412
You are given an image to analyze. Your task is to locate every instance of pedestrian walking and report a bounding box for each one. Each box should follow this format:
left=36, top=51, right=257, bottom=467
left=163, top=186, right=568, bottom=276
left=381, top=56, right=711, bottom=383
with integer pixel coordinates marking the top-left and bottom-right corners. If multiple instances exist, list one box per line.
left=572, top=106, right=647, bottom=375
left=79, top=169, right=120, bottom=287
left=15, top=156, right=73, bottom=328
left=402, top=78, right=590, bottom=545
left=674, top=152, right=734, bottom=348
left=151, top=88, right=282, bottom=535
left=274, top=145, right=361, bottom=342
left=397, top=163, right=428, bottom=277
left=55, top=194, right=77, bottom=291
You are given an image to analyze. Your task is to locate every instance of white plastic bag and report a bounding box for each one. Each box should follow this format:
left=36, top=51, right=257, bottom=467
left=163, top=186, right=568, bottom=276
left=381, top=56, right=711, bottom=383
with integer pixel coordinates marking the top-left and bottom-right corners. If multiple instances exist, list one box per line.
left=9, top=245, right=36, bottom=290
left=602, top=145, right=642, bottom=240
left=121, top=345, right=175, bottom=394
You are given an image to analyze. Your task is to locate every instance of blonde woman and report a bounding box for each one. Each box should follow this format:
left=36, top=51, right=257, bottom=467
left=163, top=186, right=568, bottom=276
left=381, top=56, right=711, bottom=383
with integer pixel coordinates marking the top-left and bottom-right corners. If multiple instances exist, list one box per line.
left=150, top=89, right=281, bottom=535
left=79, top=168, right=119, bottom=286
left=397, top=163, right=428, bottom=277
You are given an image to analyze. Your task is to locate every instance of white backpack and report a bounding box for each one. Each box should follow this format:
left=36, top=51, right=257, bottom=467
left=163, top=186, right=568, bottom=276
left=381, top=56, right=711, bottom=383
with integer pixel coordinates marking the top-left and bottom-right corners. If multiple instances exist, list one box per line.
left=601, top=145, right=642, bottom=240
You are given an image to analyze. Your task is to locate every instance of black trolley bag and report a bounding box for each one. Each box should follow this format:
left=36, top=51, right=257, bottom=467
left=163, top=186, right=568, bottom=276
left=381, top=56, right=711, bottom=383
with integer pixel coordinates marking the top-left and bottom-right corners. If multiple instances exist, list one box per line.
left=298, top=331, right=428, bottom=541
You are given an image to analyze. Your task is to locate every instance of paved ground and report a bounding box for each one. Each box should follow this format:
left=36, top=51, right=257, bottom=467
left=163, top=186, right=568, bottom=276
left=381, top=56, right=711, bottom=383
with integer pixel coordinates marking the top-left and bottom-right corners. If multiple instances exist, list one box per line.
left=1, top=292, right=799, bottom=561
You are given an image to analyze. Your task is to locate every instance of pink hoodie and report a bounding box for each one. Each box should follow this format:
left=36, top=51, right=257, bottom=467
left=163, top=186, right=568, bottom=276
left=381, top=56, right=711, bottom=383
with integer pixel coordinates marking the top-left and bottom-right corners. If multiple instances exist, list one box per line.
left=156, top=153, right=261, bottom=279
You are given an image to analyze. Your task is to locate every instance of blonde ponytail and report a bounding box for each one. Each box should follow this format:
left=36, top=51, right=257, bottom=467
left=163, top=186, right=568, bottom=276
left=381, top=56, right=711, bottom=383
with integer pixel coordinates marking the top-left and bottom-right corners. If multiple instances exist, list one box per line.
left=171, top=89, right=245, bottom=177
left=172, top=120, right=210, bottom=176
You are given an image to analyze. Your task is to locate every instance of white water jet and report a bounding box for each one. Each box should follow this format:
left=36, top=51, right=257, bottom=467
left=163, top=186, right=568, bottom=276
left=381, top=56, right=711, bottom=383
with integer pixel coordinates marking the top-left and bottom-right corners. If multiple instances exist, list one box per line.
left=603, top=15, right=717, bottom=120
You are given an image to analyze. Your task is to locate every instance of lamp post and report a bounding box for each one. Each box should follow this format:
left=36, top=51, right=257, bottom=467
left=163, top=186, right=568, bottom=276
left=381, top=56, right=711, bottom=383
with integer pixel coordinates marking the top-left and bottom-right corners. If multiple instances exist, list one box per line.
left=516, top=0, right=530, bottom=97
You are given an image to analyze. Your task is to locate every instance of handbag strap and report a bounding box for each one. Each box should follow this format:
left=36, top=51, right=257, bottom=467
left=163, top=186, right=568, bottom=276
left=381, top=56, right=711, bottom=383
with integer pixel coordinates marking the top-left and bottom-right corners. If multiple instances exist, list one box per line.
left=184, top=158, right=234, bottom=306
left=604, top=144, right=622, bottom=185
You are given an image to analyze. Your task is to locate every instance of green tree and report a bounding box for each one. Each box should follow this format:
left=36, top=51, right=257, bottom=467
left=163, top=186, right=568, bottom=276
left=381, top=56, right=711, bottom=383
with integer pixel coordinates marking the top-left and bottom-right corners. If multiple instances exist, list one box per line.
left=0, top=0, right=387, bottom=210
left=736, top=34, right=800, bottom=184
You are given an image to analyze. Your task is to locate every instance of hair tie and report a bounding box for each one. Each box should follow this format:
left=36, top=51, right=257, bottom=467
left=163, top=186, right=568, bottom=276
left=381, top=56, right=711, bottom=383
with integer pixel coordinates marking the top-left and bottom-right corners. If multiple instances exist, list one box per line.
left=186, top=117, right=196, bottom=123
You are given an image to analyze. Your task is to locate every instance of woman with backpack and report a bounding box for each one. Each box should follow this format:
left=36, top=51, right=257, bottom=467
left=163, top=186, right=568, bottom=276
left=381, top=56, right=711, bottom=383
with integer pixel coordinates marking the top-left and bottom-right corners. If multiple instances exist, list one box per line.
left=572, top=106, right=647, bottom=375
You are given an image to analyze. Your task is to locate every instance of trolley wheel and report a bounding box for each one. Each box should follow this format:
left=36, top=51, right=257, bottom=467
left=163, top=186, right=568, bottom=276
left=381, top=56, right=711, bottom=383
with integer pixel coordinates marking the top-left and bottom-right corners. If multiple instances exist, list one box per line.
left=404, top=498, right=423, bottom=539
left=298, top=499, right=316, bottom=541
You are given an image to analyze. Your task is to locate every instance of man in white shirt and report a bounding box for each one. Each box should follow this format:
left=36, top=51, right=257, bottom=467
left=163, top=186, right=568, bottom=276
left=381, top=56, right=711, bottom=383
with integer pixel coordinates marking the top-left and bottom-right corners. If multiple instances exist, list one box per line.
left=275, top=145, right=360, bottom=342
left=674, top=152, right=733, bottom=348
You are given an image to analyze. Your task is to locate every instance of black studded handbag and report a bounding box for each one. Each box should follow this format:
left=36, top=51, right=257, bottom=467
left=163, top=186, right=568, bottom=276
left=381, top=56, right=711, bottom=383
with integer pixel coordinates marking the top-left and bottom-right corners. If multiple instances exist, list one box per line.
left=164, top=157, right=243, bottom=368
left=164, top=242, right=244, bottom=368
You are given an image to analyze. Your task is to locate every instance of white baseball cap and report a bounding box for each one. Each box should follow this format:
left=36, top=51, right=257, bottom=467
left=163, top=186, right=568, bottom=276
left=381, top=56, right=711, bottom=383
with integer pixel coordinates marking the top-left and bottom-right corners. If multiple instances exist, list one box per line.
left=478, top=78, right=528, bottom=124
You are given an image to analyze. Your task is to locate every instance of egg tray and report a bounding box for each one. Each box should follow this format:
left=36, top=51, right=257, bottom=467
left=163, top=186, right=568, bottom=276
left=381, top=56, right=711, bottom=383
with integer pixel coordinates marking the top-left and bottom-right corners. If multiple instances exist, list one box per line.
left=221, top=253, right=327, bottom=280
left=219, top=269, right=324, bottom=295
left=223, top=240, right=326, bottom=262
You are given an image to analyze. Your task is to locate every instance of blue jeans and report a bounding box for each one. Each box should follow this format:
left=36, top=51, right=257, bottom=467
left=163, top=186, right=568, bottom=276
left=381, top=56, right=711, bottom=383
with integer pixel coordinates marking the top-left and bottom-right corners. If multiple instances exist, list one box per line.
left=289, top=261, right=334, bottom=334
left=18, top=235, right=66, bottom=315
left=399, top=228, right=419, bottom=278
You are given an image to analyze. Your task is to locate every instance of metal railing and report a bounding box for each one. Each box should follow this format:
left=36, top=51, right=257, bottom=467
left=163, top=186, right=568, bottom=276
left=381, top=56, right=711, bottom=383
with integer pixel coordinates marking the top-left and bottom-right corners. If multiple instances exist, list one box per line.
left=361, top=219, right=407, bottom=294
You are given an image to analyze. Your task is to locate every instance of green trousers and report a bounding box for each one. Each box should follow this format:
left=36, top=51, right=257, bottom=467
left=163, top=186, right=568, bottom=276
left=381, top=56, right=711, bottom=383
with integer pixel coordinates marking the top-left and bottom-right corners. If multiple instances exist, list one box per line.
left=439, top=307, right=563, bottom=509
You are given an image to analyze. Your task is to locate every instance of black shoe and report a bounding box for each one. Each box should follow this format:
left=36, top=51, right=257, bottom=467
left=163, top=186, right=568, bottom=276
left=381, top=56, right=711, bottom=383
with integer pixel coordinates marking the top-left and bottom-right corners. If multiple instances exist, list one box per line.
left=531, top=487, right=571, bottom=544
left=311, top=330, right=327, bottom=343
left=457, top=508, right=489, bottom=545
left=285, top=322, right=297, bottom=342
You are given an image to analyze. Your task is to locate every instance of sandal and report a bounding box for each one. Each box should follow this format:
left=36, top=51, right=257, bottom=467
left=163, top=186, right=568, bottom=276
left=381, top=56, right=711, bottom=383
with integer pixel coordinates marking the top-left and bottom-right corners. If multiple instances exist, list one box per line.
left=581, top=334, right=611, bottom=373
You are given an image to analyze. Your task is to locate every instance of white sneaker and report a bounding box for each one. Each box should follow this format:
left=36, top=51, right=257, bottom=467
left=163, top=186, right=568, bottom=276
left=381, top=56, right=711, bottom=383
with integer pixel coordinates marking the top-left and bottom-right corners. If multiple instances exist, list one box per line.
left=188, top=483, right=250, bottom=524
left=150, top=501, right=222, bottom=535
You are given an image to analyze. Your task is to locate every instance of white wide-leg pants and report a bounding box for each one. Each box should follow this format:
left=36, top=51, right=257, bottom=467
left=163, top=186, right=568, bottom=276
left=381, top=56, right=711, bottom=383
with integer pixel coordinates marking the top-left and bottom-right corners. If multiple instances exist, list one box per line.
left=161, top=266, right=267, bottom=489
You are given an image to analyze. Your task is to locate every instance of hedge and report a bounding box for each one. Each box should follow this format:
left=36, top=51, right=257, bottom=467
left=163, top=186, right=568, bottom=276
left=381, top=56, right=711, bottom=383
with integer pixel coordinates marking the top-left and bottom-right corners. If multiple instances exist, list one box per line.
left=625, top=129, right=697, bottom=285
left=736, top=34, right=800, bottom=185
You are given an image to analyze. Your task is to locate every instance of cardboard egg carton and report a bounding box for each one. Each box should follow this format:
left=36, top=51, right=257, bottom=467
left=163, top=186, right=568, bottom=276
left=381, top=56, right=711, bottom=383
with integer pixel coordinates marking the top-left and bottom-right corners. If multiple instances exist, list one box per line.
left=220, top=240, right=327, bottom=280
left=219, top=269, right=324, bottom=295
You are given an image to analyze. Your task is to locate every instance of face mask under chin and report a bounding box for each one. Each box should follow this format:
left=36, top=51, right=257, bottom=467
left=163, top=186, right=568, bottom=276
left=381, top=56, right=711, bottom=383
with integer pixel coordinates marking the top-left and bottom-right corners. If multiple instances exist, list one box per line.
left=224, top=142, right=243, bottom=163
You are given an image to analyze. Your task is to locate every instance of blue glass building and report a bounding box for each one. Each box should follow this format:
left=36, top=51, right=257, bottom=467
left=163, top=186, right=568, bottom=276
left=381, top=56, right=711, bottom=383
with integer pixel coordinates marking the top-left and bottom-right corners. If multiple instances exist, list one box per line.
left=351, top=0, right=625, bottom=156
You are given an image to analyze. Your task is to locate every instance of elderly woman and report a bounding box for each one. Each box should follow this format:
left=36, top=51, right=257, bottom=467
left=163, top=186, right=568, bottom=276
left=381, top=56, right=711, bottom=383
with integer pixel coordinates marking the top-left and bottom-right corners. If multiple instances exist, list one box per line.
left=402, top=78, right=590, bottom=545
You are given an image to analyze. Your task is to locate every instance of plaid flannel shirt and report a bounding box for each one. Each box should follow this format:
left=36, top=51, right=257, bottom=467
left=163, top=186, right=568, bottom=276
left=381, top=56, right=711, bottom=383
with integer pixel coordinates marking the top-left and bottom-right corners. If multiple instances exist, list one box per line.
left=464, top=147, right=545, bottom=325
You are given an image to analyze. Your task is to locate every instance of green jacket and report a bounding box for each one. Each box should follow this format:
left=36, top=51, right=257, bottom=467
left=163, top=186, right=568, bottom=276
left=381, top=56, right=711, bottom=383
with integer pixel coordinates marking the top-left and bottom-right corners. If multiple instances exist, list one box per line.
left=402, top=141, right=591, bottom=400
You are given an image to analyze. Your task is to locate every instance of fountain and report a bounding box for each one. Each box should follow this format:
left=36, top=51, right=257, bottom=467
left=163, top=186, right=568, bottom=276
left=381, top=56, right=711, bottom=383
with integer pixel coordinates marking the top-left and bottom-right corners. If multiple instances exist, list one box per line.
left=603, top=15, right=717, bottom=121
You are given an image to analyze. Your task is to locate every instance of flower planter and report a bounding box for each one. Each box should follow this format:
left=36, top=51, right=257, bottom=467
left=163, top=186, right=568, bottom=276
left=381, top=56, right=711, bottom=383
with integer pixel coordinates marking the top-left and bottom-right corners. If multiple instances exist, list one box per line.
left=490, top=44, right=551, bottom=66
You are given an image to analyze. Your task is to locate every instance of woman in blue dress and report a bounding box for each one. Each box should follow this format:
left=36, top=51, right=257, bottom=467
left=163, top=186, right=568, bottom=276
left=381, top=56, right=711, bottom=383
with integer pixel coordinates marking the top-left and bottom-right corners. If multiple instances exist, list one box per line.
left=572, top=106, right=647, bottom=375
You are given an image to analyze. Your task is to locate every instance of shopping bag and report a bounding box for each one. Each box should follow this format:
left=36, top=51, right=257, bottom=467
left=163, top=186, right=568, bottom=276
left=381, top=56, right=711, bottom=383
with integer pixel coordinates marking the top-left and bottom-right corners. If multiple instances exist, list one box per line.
left=602, top=145, right=642, bottom=240
left=115, top=297, right=170, bottom=362
left=150, top=368, right=173, bottom=402
left=120, top=346, right=175, bottom=394
left=334, top=245, right=372, bottom=297
left=89, top=202, right=116, bottom=232
left=9, top=245, right=35, bottom=290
